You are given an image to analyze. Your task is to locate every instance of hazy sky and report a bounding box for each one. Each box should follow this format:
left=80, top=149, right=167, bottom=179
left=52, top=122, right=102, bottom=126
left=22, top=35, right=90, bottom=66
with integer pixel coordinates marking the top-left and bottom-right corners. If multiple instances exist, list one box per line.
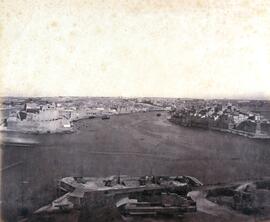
left=1, top=0, right=270, bottom=99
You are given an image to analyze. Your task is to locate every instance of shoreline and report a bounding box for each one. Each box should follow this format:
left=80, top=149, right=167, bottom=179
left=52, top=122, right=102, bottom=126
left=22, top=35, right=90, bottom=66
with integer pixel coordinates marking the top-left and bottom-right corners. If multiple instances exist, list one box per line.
left=169, top=118, right=270, bottom=140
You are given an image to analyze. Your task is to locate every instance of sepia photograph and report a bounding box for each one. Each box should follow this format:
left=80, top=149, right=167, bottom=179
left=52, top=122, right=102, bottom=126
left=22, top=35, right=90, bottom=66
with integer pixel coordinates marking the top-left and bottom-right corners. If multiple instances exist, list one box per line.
left=1, top=0, right=270, bottom=221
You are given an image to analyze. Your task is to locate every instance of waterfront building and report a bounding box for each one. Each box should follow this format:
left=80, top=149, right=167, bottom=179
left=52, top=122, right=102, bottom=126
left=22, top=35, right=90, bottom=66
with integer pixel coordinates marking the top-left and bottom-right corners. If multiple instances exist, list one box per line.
left=5, top=102, right=72, bottom=133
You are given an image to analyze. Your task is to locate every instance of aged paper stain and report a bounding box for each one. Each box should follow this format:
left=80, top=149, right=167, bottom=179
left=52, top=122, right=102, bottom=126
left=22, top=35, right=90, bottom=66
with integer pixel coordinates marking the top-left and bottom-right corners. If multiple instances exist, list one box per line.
left=0, top=0, right=269, bottom=99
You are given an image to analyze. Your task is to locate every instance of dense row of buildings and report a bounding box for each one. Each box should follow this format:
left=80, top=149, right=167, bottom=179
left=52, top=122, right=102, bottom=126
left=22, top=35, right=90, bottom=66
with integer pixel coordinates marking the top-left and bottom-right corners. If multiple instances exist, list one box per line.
left=0, top=98, right=165, bottom=134
left=1, top=97, right=270, bottom=136
left=169, top=103, right=270, bottom=138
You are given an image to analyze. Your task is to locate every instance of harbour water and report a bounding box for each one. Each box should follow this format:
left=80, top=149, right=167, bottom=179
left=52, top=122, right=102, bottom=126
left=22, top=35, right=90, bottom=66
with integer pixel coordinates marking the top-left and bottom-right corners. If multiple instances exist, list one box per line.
left=1, top=112, right=270, bottom=221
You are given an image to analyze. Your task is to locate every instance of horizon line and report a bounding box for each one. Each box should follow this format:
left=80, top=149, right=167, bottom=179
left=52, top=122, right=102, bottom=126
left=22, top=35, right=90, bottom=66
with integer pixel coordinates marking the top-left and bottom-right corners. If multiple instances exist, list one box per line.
left=1, top=95, right=270, bottom=101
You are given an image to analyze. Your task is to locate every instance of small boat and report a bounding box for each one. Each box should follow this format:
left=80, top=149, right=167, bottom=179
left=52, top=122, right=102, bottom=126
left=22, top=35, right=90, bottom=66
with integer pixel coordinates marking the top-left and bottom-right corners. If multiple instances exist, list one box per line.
left=101, top=115, right=110, bottom=120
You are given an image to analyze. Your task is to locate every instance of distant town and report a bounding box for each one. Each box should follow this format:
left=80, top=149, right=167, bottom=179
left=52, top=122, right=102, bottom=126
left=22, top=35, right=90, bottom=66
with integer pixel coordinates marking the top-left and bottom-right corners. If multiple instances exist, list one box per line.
left=1, top=97, right=270, bottom=138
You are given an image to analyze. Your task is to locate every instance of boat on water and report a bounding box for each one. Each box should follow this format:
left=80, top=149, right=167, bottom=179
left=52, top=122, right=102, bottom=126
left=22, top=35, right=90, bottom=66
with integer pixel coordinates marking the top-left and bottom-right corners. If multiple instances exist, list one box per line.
left=101, top=115, right=110, bottom=120
left=2, top=102, right=73, bottom=134
left=31, top=175, right=202, bottom=222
